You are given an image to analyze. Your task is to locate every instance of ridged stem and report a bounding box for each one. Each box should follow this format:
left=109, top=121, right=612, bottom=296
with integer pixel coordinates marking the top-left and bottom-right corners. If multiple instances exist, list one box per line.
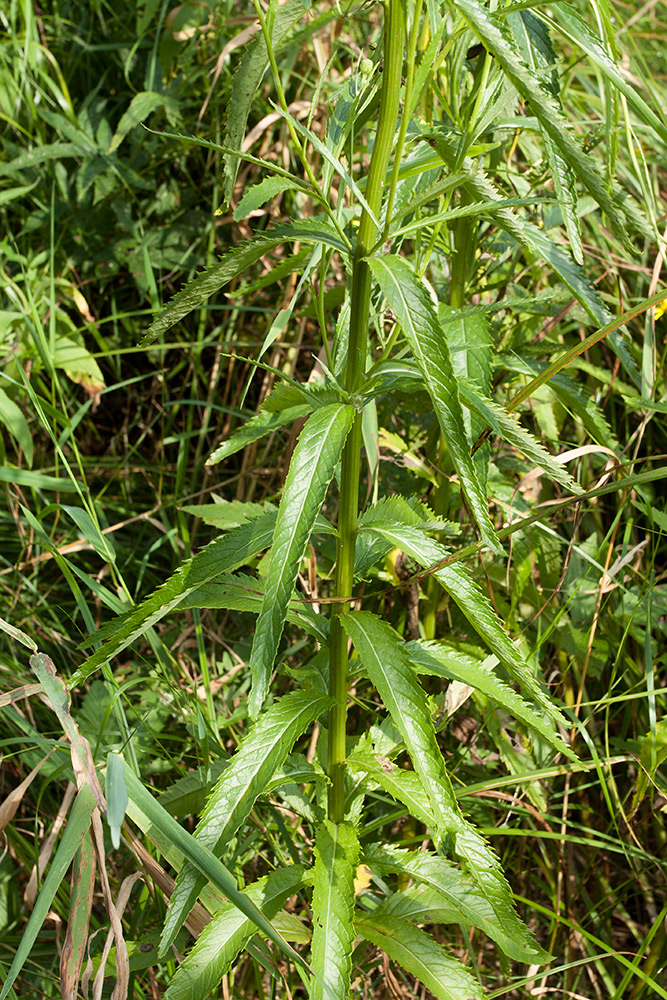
left=327, top=0, right=404, bottom=822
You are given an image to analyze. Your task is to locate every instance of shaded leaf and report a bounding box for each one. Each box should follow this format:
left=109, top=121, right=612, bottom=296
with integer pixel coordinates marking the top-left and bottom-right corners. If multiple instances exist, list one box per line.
left=161, top=689, right=332, bottom=953
left=311, top=822, right=360, bottom=1000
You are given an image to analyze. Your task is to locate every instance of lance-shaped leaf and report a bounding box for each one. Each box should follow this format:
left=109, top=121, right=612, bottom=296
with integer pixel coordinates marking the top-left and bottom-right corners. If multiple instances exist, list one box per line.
left=247, top=403, right=354, bottom=715
left=118, top=757, right=312, bottom=976
left=0, top=783, right=97, bottom=1000
left=356, top=909, right=485, bottom=1000
left=365, top=843, right=549, bottom=964
left=508, top=8, right=583, bottom=263
left=408, top=640, right=569, bottom=757
left=166, top=866, right=306, bottom=1000
left=359, top=518, right=574, bottom=746
left=348, top=744, right=436, bottom=828
left=457, top=378, right=583, bottom=494
left=140, top=222, right=348, bottom=346
left=71, top=512, right=277, bottom=688
left=207, top=405, right=310, bottom=466
left=367, top=255, right=502, bottom=555
left=452, top=0, right=649, bottom=244
left=342, top=611, right=546, bottom=944
left=310, top=822, right=360, bottom=1000
left=161, top=689, right=332, bottom=954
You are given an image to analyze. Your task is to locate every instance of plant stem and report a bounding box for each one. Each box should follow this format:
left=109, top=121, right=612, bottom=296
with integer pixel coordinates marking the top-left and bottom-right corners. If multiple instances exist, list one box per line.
left=327, top=0, right=404, bottom=823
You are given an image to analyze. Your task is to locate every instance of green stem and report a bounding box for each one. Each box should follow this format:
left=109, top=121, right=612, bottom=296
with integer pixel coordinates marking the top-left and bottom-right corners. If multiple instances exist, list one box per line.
left=327, top=0, right=404, bottom=823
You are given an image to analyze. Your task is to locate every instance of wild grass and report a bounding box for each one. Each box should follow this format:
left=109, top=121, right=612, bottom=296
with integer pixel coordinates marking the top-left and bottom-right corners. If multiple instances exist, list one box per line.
left=1, top=0, right=667, bottom=998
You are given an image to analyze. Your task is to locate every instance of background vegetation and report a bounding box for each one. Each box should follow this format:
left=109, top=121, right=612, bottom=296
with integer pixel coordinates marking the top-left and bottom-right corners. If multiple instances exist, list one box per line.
left=1, top=0, right=667, bottom=997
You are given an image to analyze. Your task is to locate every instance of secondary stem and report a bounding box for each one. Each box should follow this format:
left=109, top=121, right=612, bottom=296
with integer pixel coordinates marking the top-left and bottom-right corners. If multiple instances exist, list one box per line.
left=327, top=0, right=404, bottom=822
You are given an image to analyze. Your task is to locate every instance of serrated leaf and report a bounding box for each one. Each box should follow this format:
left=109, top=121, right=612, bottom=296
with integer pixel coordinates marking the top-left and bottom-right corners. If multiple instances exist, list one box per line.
left=457, top=378, right=583, bottom=494
left=422, top=129, right=640, bottom=385
left=109, top=91, right=180, bottom=153
left=233, top=175, right=302, bottom=221
left=408, top=640, right=569, bottom=758
left=161, top=689, right=332, bottom=954
left=367, top=255, right=502, bottom=554
left=348, top=746, right=435, bottom=828
left=356, top=910, right=485, bottom=1000
left=140, top=223, right=347, bottom=347
left=0, top=783, right=97, bottom=1000
left=311, top=822, right=360, bottom=1000
left=342, top=612, right=552, bottom=954
left=70, top=512, right=277, bottom=687
left=358, top=516, right=575, bottom=745
left=222, top=0, right=310, bottom=206
left=247, top=403, right=354, bottom=715
left=366, top=843, right=549, bottom=964
left=117, top=757, right=311, bottom=977
left=179, top=573, right=330, bottom=644
left=452, top=0, right=648, bottom=244
left=508, top=9, right=583, bottom=263
left=207, top=405, right=310, bottom=466
left=165, top=867, right=306, bottom=1000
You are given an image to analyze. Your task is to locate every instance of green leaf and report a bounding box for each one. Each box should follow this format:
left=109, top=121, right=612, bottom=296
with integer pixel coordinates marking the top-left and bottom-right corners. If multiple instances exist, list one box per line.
left=140, top=223, right=348, bottom=347
left=408, top=640, right=569, bottom=759
left=109, top=91, right=180, bottom=152
left=310, top=822, right=360, bottom=1000
left=507, top=8, right=583, bottom=263
left=233, top=175, right=303, bottom=222
left=206, top=405, right=310, bottom=466
left=222, top=0, right=310, bottom=206
left=61, top=504, right=117, bottom=563
left=457, top=379, right=583, bottom=494
left=0, top=386, right=33, bottom=466
left=179, top=573, right=330, bottom=645
left=118, top=757, right=312, bottom=976
left=367, top=255, right=502, bottom=554
left=0, top=783, right=97, bottom=1000
left=161, top=689, right=332, bottom=954
left=70, top=512, right=277, bottom=687
left=359, top=516, right=575, bottom=744
left=366, top=843, right=549, bottom=964
left=105, top=751, right=128, bottom=850
left=247, top=403, right=354, bottom=715
left=355, top=910, right=485, bottom=1000
left=348, top=745, right=435, bottom=828
left=452, top=0, right=648, bottom=244
left=165, top=867, right=306, bottom=1000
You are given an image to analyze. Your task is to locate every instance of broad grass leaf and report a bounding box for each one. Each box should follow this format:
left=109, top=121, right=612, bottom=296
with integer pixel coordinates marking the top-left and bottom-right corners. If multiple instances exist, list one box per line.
left=0, top=783, right=97, bottom=1000
left=366, top=844, right=549, bottom=963
left=206, top=405, right=310, bottom=466
left=117, top=757, right=311, bottom=975
left=247, top=403, right=354, bottom=715
left=0, top=387, right=33, bottom=466
left=71, top=512, right=277, bottom=687
left=408, top=640, right=568, bottom=758
left=355, top=910, right=485, bottom=1000
left=367, top=255, right=502, bottom=554
left=60, top=833, right=96, bottom=1000
left=508, top=9, right=583, bottom=263
left=165, top=867, right=306, bottom=1000
left=310, top=822, right=360, bottom=1000
left=161, top=689, right=332, bottom=953
left=140, top=222, right=348, bottom=347
left=358, top=515, right=575, bottom=747
left=109, top=91, right=180, bottom=153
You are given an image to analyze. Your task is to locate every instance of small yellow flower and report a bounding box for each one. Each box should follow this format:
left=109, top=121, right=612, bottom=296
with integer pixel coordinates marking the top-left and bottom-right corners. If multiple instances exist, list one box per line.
left=655, top=297, right=667, bottom=321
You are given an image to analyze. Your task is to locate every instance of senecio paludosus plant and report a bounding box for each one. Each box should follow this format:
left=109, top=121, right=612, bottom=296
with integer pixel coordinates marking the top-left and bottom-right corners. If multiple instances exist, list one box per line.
left=6, top=1, right=666, bottom=998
